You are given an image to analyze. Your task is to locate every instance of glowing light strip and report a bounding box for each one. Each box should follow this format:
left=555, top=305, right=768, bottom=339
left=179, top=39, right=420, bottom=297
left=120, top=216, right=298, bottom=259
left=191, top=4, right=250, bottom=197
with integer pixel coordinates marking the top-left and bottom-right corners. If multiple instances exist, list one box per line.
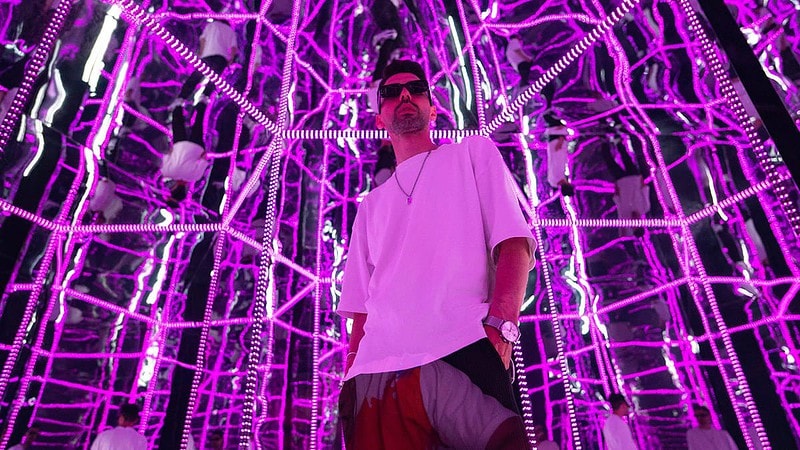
left=608, top=14, right=756, bottom=439
left=674, top=0, right=772, bottom=446
left=0, top=0, right=72, bottom=154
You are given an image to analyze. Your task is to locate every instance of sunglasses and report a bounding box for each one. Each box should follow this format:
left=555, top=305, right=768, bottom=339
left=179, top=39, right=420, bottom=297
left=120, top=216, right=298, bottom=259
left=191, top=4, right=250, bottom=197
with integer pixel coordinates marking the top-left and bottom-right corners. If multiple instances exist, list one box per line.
left=378, top=80, right=431, bottom=109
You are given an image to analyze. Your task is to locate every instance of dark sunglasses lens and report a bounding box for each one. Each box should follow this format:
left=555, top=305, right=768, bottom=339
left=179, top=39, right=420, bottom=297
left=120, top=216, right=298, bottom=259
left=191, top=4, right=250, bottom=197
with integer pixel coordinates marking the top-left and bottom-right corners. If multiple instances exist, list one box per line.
left=380, top=85, right=403, bottom=98
left=406, top=81, right=429, bottom=94
left=380, top=81, right=428, bottom=98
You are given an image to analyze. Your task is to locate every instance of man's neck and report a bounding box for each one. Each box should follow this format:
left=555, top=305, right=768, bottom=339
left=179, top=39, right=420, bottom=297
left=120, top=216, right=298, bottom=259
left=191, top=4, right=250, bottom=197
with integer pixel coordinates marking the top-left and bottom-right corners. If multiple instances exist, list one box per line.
left=699, top=424, right=713, bottom=430
left=391, top=132, right=437, bottom=164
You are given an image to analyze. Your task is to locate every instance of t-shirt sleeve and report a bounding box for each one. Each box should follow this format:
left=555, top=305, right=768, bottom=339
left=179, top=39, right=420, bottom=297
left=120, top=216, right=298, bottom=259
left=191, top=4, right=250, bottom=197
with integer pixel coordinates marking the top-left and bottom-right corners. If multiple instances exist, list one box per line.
left=469, top=136, right=536, bottom=270
left=200, top=22, right=213, bottom=41
left=337, top=203, right=372, bottom=318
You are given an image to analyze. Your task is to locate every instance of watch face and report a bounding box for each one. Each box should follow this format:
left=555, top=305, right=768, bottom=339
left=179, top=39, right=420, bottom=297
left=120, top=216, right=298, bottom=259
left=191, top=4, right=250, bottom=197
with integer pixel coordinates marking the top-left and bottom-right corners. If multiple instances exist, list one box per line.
left=501, top=321, right=520, bottom=342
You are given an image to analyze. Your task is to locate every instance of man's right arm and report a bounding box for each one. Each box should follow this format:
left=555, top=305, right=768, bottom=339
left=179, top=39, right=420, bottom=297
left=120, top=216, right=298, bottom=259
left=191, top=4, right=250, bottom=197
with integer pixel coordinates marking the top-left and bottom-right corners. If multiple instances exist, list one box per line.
left=346, top=313, right=367, bottom=374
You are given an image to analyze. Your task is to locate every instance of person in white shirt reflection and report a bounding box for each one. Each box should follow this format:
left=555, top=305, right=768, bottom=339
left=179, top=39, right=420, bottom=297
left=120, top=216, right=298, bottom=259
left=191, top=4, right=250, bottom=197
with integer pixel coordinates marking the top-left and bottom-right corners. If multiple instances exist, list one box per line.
left=90, top=403, right=147, bottom=450
left=8, top=424, right=40, bottom=450
left=686, top=405, right=738, bottom=450
left=602, top=393, right=638, bottom=450
left=534, top=423, right=559, bottom=450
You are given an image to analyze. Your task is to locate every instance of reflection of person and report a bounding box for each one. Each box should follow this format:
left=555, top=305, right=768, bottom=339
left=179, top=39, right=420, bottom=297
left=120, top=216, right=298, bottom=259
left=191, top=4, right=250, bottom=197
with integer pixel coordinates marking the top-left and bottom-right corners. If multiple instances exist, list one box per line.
left=506, top=34, right=534, bottom=86
left=337, top=60, right=535, bottom=449
left=686, top=405, right=738, bottom=450
left=162, top=102, right=210, bottom=207
left=178, top=18, right=238, bottom=100
left=8, top=424, right=40, bottom=450
left=603, top=393, right=638, bottom=450
left=602, top=141, right=650, bottom=237
left=90, top=403, right=147, bottom=450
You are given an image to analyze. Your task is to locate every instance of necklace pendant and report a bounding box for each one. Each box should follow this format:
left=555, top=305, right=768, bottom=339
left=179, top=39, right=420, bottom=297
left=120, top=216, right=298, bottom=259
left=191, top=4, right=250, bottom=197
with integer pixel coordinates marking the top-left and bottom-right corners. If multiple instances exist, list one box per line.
left=407, top=196, right=412, bottom=205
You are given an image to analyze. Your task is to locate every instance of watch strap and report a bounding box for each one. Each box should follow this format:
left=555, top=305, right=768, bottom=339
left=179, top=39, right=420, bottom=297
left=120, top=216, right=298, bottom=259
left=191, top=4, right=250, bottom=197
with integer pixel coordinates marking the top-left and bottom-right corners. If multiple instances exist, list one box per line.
left=483, top=315, right=505, bottom=330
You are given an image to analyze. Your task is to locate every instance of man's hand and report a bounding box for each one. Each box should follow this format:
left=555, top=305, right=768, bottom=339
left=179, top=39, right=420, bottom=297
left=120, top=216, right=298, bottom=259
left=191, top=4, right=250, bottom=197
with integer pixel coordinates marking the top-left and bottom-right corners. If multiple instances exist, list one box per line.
left=485, top=324, right=512, bottom=369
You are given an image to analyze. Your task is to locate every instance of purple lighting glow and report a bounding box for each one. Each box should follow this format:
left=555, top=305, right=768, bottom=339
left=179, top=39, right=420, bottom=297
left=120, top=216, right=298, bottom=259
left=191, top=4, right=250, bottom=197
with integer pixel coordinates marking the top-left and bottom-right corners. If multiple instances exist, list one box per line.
left=1, top=0, right=800, bottom=449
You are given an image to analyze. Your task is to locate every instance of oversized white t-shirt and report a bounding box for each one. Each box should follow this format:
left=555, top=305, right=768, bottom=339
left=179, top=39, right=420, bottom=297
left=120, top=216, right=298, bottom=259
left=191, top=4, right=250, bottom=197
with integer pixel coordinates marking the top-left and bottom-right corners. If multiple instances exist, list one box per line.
left=686, top=428, right=738, bottom=450
left=614, top=175, right=650, bottom=219
left=547, top=136, right=569, bottom=188
left=200, top=21, right=238, bottom=60
left=90, top=426, right=147, bottom=450
left=338, top=135, right=535, bottom=380
left=162, top=141, right=209, bottom=182
left=89, top=178, right=123, bottom=220
left=603, top=414, right=638, bottom=450
left=506, top=38, right=532, bottom=72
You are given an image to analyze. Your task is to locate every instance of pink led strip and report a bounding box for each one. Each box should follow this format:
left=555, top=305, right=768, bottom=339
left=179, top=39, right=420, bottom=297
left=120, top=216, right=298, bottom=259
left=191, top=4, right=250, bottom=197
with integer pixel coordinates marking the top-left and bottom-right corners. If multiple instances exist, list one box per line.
left=673, top=0, right=777, bottom=446
left=0, top=0, right=72, bottom=153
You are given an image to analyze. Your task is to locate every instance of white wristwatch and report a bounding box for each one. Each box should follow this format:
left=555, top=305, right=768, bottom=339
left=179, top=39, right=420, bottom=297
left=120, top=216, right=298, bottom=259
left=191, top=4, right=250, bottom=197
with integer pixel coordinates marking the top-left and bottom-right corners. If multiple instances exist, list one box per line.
left=483, top=315, right=521, bottom=343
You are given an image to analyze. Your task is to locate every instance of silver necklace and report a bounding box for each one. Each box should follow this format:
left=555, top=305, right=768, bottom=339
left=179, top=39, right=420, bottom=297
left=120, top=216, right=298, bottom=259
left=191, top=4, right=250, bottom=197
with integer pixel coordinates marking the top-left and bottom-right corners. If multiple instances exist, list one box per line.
left=394, top=151, right=432, bottom=205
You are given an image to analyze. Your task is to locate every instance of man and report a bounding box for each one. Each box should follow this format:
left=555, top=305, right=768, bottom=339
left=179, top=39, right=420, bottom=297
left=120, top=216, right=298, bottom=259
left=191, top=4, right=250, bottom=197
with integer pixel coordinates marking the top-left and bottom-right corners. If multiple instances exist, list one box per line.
left=208, top=429, right=224, bottom=449
left=506, top=34, right=534, bottom=86
left=90, top=403, right=147, bottom=450
left=603, top=393, right=638, bottom=450
left=8, top=424, right=40, bottom=450
left=533, top=424, right=559, bottom=450
left=601, top=141, right=649, bottom=238
left=686, top=405, right=738, bottom=450
left=177, top=16, right=238, bottom=101
left=337, top=59, right=535, bottom=449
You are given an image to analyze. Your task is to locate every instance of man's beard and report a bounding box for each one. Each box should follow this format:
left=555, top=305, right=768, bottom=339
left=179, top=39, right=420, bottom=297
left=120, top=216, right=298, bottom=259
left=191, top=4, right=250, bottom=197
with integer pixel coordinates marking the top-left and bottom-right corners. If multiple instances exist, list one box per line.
left=388, top=102, right=427, bottom=135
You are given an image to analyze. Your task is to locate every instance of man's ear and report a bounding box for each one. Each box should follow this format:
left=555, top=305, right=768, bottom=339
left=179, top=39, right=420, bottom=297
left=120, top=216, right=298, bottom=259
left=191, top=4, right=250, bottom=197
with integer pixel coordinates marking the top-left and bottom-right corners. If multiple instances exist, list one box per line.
left=376, top=113, right=385, bottom=130
left=428, top=105, right=437, bottom=123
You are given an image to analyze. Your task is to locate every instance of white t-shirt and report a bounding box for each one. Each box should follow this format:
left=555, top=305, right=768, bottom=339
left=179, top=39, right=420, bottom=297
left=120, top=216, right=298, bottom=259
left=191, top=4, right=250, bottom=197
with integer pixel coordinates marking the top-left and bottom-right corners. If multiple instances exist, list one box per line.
left=614, top=175, right=650, bottom=219
left=162, top=141, right=209, bottom=182
left=603, top=414, right=638, bottom=450
left=547, top=136, right=569, bottom=188
left=506, top=38, right=532, bottom=72
left=89, top=178, right=123, bottom=220
left=537, top=439, right=560, bottom=450
left=9, top=445, right=24, bottom=450
left=338, top=136, right=535, bottom=380
left=686, top=428, right=738, bottom=450
left=90, top=426, right=148, bottom=450
left=200, top=21, right=238, bottom=60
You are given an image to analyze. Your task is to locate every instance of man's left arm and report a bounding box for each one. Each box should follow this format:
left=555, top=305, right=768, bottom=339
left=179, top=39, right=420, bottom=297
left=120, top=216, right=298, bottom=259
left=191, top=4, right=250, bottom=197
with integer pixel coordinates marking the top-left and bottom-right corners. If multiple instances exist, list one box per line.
left=485, top=237, right=531, bottom=368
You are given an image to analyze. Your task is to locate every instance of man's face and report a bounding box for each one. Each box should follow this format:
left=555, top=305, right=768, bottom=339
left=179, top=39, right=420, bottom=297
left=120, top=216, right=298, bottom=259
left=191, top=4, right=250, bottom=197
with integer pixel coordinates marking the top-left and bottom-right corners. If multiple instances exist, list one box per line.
left=209, top=433, right=224, bottom=449
left=23, top=427, right=39, bottom=444
left=376, top=73, right=435, bottom=136
left=694, top=408, right=712, bottom=427
left=616, top=402, right=630, bottom=415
